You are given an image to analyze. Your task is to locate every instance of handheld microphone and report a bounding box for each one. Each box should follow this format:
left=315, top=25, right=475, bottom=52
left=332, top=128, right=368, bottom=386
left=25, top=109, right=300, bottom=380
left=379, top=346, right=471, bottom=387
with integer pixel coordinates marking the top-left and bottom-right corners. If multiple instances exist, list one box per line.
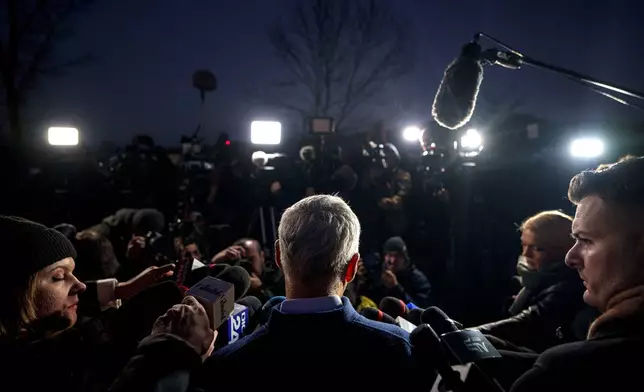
left=185, top=263, right=229, bottom=287
left=407, top=308, right=424, bottom=326
left=410, top=324, right=465, bottom=392
left=360, top=308, right=397, bottom=325
left=421, top=306, right=462, bottom=335
left=422, top=307, right=505, bottom=392
left=379, top=296, right=409, bottom=319
left=431, top=41, right=483, bottom=130
left=187, top=276, right=235, bottom=329
left=422, top=307, right=500, bottom=364
left=213, top=265, right=251, bottom=300
left=236, top=295, right=262, bottom=336
left=174, top=251, right=195, bottom=286
left=216, top=302, right=251, bottom=346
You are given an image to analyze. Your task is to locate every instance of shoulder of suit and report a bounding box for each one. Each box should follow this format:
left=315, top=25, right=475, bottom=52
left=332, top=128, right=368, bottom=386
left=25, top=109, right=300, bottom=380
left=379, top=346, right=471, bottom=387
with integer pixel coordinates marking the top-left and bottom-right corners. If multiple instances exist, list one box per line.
left=351, top=315, right=412, bottom=347
left=210, top=326, right=270, bottom=359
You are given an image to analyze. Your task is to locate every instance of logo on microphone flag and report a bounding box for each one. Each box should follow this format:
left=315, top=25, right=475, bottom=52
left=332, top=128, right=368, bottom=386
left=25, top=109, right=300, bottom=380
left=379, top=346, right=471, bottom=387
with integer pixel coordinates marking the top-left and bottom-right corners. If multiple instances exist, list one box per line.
left=228, top=303, right=249, bottom=343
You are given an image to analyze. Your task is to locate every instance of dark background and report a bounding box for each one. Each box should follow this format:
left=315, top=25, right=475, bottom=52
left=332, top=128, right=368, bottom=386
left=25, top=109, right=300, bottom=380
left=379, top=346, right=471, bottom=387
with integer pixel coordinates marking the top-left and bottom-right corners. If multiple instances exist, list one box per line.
left=19, top=0, right=644, bottom=146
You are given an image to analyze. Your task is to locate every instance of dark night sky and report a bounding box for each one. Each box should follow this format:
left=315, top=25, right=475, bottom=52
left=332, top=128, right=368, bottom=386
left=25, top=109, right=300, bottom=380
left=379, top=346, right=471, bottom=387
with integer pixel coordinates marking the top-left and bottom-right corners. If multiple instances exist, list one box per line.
left=28, top=0, right=644, bottom=146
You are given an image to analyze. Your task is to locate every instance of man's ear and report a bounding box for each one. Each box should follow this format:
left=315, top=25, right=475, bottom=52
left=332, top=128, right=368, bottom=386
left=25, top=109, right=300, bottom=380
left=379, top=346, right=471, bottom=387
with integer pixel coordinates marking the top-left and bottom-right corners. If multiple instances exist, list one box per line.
left=344, top=253, right=360, bottom=284
left=274, top=240, right=282, bottom=271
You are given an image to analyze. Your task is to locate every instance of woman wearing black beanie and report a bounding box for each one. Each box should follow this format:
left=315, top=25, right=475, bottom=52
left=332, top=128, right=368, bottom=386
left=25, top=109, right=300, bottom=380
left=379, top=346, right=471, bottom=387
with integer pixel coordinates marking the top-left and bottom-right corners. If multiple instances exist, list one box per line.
left=0, top=216, right=153, bottom=392
left=0, top=216, right=86, bottom=337
left=0, top=216, right=218, bottom=391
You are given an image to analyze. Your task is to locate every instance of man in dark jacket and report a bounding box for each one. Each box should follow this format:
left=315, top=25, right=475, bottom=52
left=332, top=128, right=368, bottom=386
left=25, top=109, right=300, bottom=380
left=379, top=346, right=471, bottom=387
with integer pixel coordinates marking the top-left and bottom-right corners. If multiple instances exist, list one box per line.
left=198, top=195, right=418, bottom=391
left=511, top=156, right=644, bottom=391
left=88, top=208, right=165, bottom=264
left=476, top=211, right=591, bottom=352
left=365, top=236, right=432, bottom=308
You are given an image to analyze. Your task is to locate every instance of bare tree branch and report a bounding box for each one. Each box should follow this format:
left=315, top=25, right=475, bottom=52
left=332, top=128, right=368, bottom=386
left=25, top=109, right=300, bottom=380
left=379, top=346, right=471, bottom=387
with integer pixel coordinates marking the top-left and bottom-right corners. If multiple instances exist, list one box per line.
left=257, top=0, right=414, bottom=132
left=0, top=0, right=94, bottom=145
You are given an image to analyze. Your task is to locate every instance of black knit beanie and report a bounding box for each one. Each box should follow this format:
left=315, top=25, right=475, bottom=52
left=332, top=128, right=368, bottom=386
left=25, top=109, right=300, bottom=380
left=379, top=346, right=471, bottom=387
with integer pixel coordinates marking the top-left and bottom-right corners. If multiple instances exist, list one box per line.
left=132, top=209, right=165, bottom=236
left=383, top=236, right=409, bottom=260
left=0, top=216, right=77, bottom=282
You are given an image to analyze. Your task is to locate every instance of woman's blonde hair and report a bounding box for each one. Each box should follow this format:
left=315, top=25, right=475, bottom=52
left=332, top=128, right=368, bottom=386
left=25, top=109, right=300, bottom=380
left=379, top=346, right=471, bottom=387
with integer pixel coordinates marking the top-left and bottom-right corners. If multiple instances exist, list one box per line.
left=520, top=210, right=574, bottom=251
left=0, top=273, right=40, bottom=337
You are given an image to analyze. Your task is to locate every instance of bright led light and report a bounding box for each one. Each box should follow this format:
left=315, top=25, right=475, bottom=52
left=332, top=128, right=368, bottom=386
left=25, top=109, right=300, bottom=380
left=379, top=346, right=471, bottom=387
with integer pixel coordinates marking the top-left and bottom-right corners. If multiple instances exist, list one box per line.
left=402, top=126, right=421, bottom=142
left=48, top=127, right=79, bottom=146
left=570, top=137, right=604, bottom=158
left=460, top=128, right=482, bottom=149
left=251, top=121, right=281, bottom=145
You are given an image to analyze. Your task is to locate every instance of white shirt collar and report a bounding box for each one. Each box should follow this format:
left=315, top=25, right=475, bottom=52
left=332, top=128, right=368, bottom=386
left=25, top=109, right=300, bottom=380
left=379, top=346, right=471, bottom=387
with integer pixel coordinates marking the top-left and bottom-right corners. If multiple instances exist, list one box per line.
left=279, top=295, right=343, bottom=314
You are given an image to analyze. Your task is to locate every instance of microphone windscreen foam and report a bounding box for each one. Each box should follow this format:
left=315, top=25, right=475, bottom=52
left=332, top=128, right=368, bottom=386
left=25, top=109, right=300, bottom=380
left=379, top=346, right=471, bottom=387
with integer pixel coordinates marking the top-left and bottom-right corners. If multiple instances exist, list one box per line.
left=379, top=296, right=408, bottom=319
left=407, top=308, right=423, bottom=326
left=215, top=265, right=251, bottom=300
left=236, top=295, right=262, bottom=336
left=431, top=57, right=483, bottom=130
left=421, top=306, right=459, bottom=335
left=360, top=307, right=397, bottom=325
left=236, top=295, right=262, bottom=317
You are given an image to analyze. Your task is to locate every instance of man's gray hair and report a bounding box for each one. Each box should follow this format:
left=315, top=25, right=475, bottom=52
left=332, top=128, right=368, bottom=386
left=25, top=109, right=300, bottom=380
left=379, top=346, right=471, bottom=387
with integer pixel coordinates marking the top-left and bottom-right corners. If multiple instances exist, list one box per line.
left=278, top=195, right=360, bottom=283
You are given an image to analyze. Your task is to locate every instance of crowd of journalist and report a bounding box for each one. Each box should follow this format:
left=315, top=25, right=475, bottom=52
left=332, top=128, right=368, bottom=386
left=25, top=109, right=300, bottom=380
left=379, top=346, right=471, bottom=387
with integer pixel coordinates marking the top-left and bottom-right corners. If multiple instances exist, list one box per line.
left=2, top=153, right=644, bottom=392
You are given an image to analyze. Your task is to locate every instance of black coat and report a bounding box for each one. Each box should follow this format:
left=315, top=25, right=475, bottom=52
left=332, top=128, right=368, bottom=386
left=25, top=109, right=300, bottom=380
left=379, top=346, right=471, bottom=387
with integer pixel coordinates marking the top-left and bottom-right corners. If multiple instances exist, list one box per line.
left=0, top=317, right=133, bottom=392
left=477, top=268, right=589, bottom=352
left=367, top=264, right=432, bottom=308
left=511, top=314, right=644, bottom=392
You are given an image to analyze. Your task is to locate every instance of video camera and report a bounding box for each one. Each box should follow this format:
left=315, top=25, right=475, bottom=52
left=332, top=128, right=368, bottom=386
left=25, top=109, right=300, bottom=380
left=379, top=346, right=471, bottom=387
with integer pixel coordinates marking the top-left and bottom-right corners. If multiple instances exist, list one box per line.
left=142, top=218, right=196, bottom=265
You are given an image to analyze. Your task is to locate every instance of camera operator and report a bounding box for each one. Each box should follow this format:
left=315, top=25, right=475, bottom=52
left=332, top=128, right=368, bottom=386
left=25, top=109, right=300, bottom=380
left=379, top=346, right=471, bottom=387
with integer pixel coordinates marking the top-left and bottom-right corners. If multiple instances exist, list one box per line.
left=361, top=236, right=431, bottom=308
left=511, top=156, right=644, bottom=392
left=210, top=238, right=281, bottom=303
left=87, top=208, right=165, bottom=267
left=359, top=143, right=412, bottom=251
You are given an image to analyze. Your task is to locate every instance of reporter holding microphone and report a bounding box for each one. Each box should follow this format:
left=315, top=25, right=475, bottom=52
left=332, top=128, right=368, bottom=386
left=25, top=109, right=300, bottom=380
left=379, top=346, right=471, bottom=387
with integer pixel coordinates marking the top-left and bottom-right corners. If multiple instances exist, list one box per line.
left=110, top=295, right=217, bottom=392
left=0, top=216, right=176, bottom=392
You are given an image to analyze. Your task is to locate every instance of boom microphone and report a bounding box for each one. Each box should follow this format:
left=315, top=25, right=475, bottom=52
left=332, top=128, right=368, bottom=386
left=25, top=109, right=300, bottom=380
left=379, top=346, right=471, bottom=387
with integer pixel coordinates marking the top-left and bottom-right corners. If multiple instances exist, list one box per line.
left=432, top=41, right=483, bottom=130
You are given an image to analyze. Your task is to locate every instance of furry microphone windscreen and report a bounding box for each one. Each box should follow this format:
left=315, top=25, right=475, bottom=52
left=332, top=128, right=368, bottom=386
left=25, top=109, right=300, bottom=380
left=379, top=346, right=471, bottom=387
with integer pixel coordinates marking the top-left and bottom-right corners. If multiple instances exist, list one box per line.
left=431, top=57, right=483, bottom=130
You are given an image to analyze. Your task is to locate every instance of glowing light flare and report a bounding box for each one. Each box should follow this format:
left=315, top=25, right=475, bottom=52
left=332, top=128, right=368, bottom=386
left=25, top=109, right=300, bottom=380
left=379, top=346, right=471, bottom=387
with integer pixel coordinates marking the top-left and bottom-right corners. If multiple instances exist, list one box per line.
left=402, top=126, right=422, bottom=142
left=460, top=128, right=482, bottom=149
left=48, top=127, right=79, bottom=146
left=251, top=121, right=281, bottom=145
left=570, top=137, right=604, bottom=158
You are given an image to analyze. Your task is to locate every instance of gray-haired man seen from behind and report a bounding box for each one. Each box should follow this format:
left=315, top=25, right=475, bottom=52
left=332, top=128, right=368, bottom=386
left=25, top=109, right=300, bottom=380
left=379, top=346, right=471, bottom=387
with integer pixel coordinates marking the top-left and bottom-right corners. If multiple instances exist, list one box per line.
left=198, top=195, right=418, bottom=391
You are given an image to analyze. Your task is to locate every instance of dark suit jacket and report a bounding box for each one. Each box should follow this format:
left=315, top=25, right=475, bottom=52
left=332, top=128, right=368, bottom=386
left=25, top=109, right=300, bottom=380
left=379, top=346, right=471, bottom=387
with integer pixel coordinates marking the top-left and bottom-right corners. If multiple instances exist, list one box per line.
left=197, top=297, right=417, bottom=391
left=511, top=315, right=644, bottom=392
